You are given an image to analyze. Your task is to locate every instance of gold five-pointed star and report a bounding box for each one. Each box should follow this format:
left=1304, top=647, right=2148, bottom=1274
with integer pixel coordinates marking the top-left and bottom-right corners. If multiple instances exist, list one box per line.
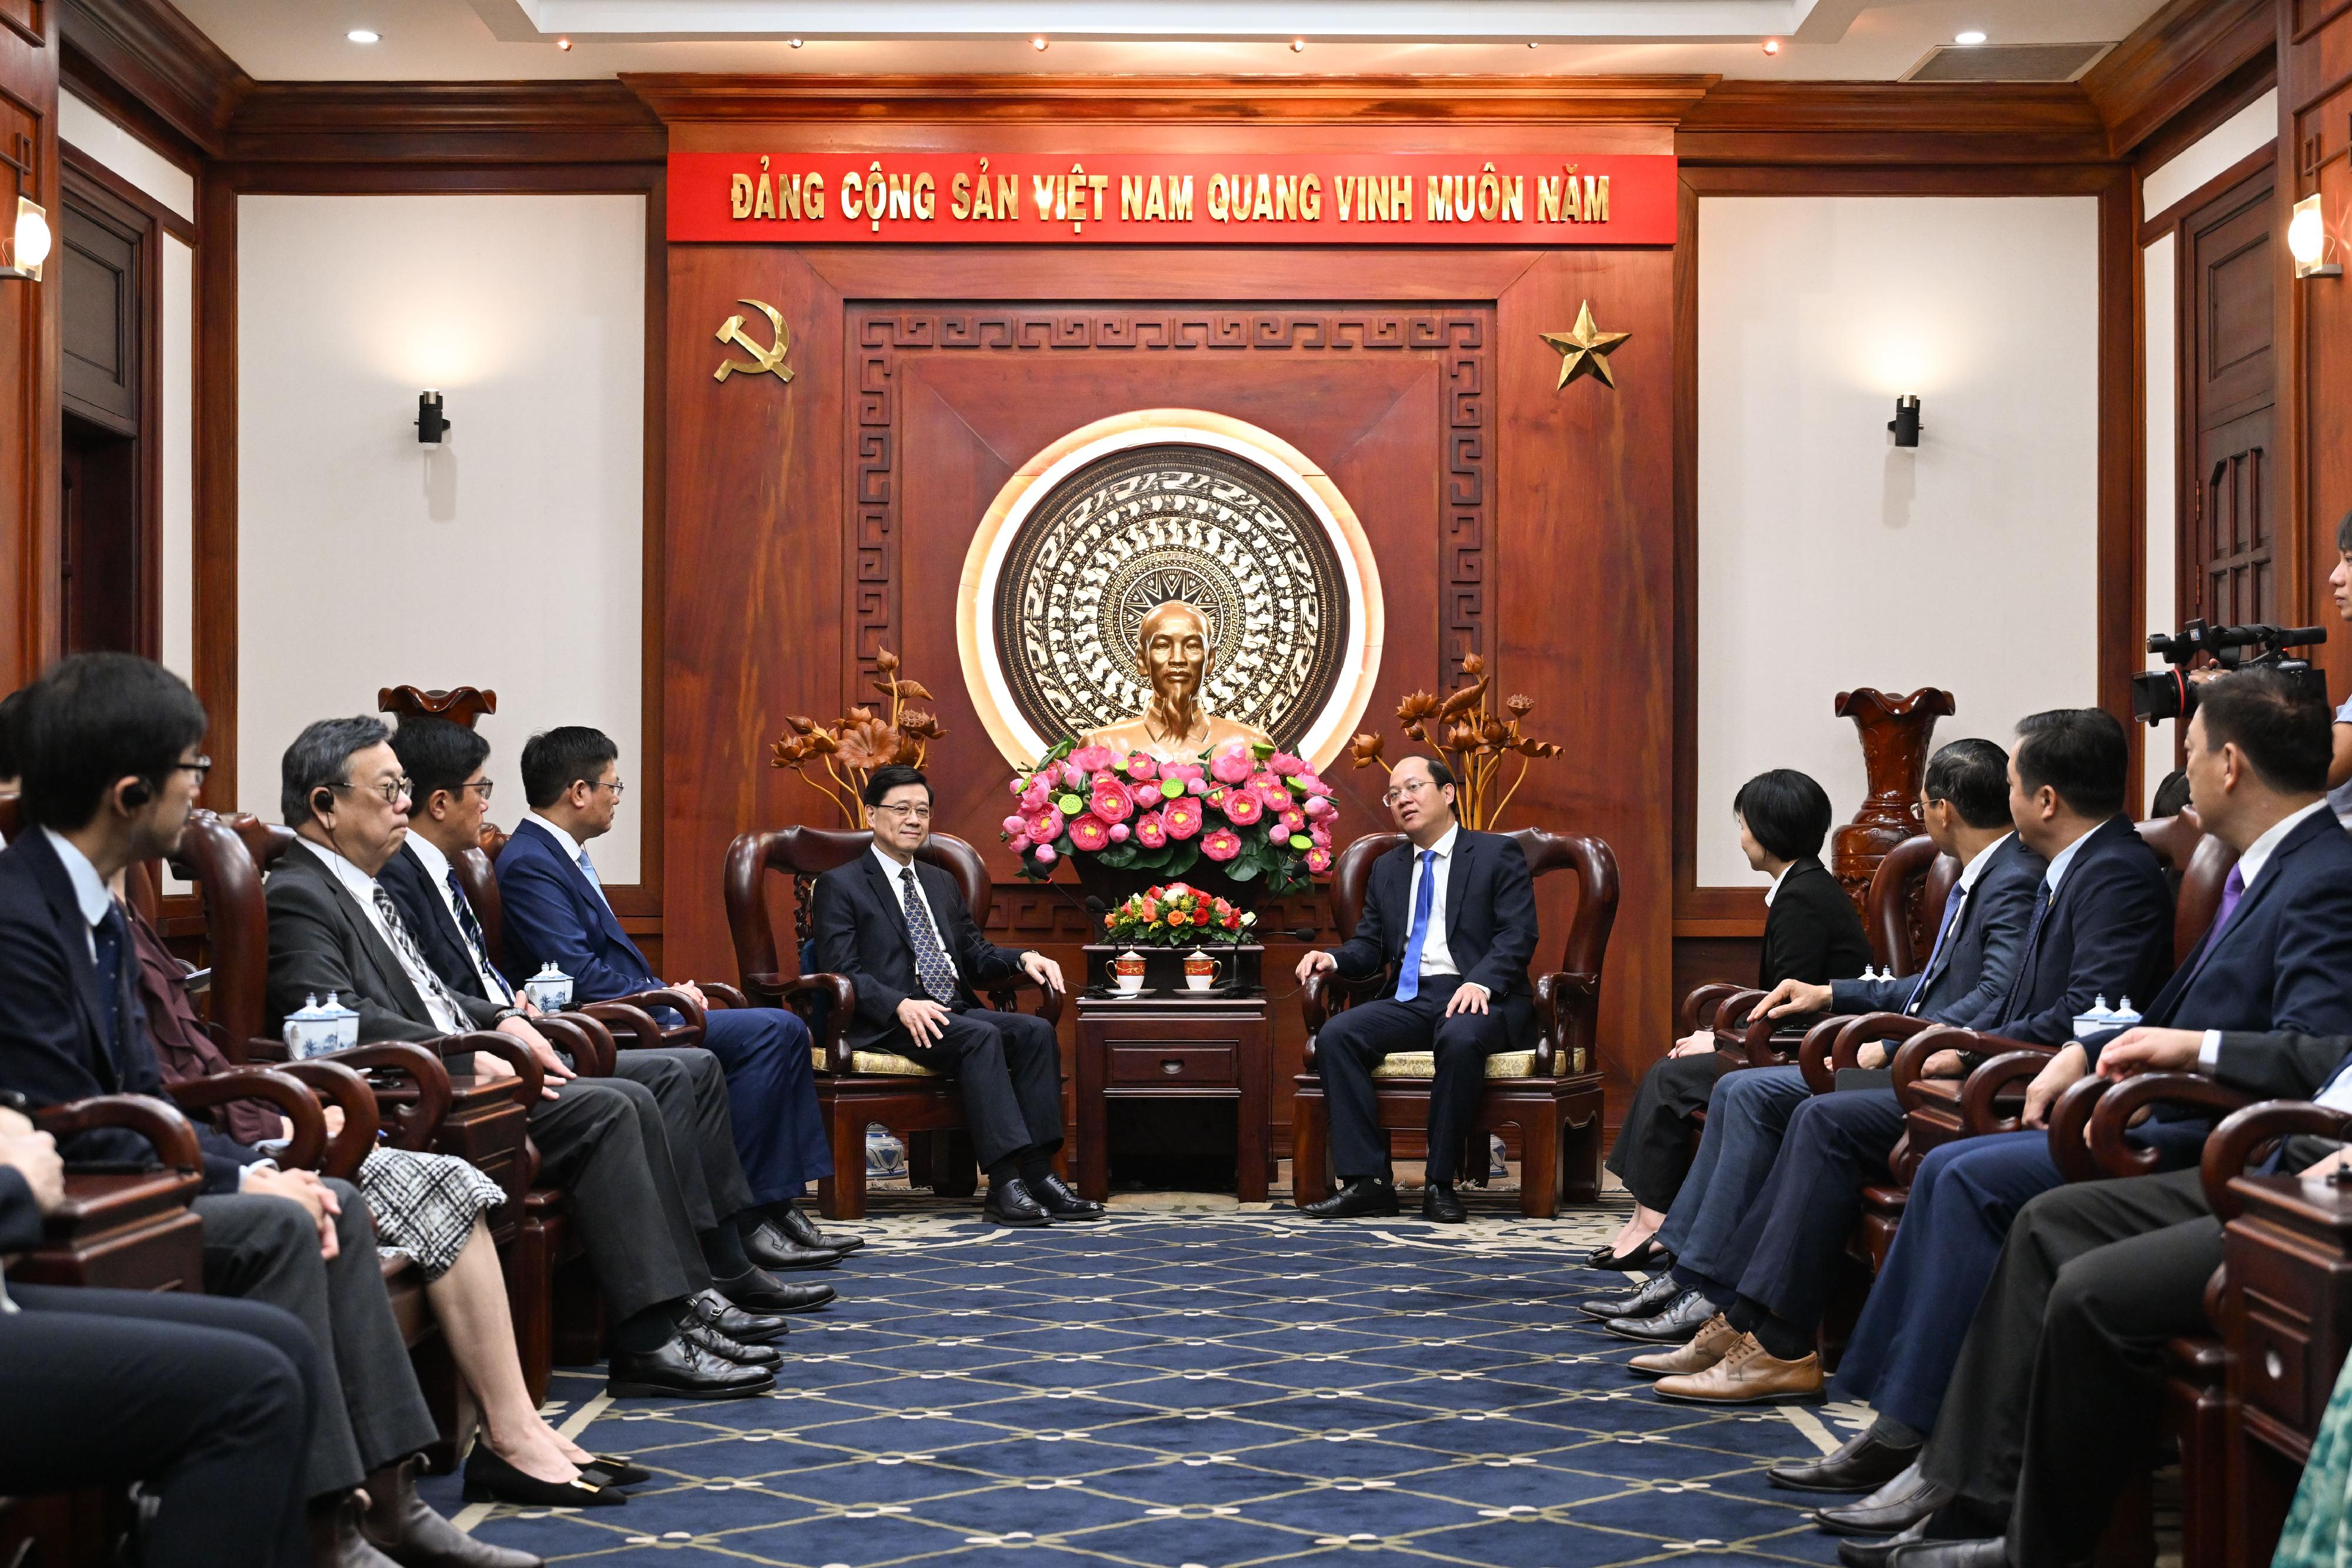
left=1541, top=300, right=1632, bottom=389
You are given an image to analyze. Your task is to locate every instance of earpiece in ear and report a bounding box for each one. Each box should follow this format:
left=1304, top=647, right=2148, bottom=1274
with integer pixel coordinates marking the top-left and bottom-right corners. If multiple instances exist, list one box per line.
left=121, top=780, right=152, bottom=810
left=312, top=788, right=333, bottom=817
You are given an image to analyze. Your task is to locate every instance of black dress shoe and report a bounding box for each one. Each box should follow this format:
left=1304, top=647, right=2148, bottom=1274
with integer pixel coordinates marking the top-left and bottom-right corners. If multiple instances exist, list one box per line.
left=713, top=1268, right=836, bottom=1314
left=683, top=1316, right=781, bottom=1367
left=771, top=1200, right=865, bottom=1254
left=607, top=1334, right=776, bottom=1399
left=1815, top=1466, right=1953, bottom=1537
left=691, top=1288, right=789, bottom=1345
left=1586, top=1237, right=1668, bottom=1271
left=362, top=1457, right=544, bottom=1566
left=580, top=1456, right=651, bottom=1487
left=742, top=1219, right=843, bottom=1272
left=1840, top=1520, right=1927, bottom=1568
left=1422, top=1183, right=1467, bottom=1223
left=1886, top=1539, right=2008, bottom=1568
left=1301, top=1178, right=1402, bottom=1219
left=1582, top=1274, right=1682, bottom=1321
left=1602, top=1288, right=1719, bottom=1343
left=1770, top=1429, right=1924, bottom=1493
left=984, top=1177, right=1053, bottom=1226
left=1033, top=1172, right=1107, bottom=1221
left=461, top=1445, right=626, bottom=1508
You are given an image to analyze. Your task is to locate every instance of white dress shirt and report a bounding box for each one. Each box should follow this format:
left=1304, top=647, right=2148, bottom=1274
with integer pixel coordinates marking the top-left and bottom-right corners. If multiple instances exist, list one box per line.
left=41, top=827, right=110, bottom=962
left=298, top=838, right=468, bottom=1035
left=1402, top=824, right=1482, bottom=994
left=404, top=834, right=512, bottom=1004
left=2042, top=823, right=2094, bottom=895
left=2184, top=800, right=2331, bottom=1071
left=1763, top=861, right=1793, bottom=908
left=872, top=844, right=955, bottom=971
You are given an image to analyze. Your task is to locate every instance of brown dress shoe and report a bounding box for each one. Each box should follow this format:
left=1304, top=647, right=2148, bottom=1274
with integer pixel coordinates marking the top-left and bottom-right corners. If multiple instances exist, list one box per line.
left=1629, top=1313, right=1742, bottom=1378
left=361, top=1457, right=543, bottom=1568
left=1651, top=1332, right=1824, bottom=1405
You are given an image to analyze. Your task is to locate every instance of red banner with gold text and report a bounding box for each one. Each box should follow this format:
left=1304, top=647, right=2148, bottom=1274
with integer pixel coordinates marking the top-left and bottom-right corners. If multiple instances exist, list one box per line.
left=667, top=152, right=1675, bottom=246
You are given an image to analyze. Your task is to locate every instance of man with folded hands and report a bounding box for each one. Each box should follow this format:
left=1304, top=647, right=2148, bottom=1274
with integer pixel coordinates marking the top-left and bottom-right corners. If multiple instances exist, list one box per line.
left=265, top=716, right=820, bottom=1403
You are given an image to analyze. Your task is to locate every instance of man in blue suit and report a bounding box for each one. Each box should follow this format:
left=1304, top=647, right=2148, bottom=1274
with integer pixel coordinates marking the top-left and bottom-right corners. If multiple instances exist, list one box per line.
left=1618, top=710, right=2174, bottom=1427
left=1825, top=670, right=2352, bottom=1559
left=1296, top=754, right=1541, bottom=1224
left=493, top=726, right=832, bottom=1227
left=1589, top=739, right=2043, bottom=1347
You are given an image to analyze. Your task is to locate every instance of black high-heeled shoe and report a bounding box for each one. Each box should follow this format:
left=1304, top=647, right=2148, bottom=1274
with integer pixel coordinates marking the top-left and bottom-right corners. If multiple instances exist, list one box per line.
left=581, top=1455, right=652, bottom=1487
left=1585, top=1236, right=1668, bottom=1272
left=462, top=1443, right=628, bottom=1507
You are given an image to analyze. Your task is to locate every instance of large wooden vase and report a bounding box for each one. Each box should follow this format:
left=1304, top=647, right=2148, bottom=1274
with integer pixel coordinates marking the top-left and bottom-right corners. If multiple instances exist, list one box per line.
left=1830, top=686, right=1956, bottom=918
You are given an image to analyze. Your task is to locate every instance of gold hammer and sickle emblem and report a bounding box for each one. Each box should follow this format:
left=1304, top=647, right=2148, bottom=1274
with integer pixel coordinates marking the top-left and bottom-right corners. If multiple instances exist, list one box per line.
left=713, top=298, right=793, bottom=385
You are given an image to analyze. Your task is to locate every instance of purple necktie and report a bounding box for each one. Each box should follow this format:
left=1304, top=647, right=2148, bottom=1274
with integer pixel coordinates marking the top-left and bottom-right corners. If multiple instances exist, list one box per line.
left=2209, top=864, right=2247, bottom=941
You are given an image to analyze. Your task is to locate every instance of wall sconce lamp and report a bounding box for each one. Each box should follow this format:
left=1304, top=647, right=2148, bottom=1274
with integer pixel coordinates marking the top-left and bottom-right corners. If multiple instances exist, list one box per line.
left=415, top=390, right=450, bottom=444
left=1887, top=394, right=1922, bottom=447
left=0, top=134, right=50, bottom=283
left=2291, top=193, right=2340, bottom=279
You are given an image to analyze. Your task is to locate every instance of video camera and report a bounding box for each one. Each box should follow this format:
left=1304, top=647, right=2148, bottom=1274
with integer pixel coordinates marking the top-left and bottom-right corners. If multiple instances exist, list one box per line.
left=2130, top=618, right=2330, bottom=725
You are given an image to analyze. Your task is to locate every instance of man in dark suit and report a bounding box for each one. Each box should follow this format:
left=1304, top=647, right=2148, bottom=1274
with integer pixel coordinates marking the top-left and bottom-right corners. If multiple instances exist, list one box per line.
left=491, top=726, right=832, bottom=1221
left=807, top=764, right=1098, bottom=1228
left=1882, top=1029, right=2351, bottom=1568
left=383, top=717, right=850, bottom=1272
left=1590, top=740, right=2043, bottom=1351
left=1613, top=710, right=2176, bottom=1428
left=1, top=1098, right=319, bottom=1568
left=266, top=716, right=814, bottom=1402
left=0, top=655, right=533, bottom=1568
left=1297, top=754, right=1541, bottom=1224
left=1819, top=674, right=2352, bottom=1556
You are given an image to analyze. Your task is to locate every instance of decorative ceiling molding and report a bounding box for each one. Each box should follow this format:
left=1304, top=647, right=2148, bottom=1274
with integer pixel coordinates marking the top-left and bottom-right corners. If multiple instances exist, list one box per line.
left=1678, top=80, right=2113, bottom=165
left=620, top=71, right=1722, bottom=125
left=222, top=81, right=666, bottom=164
left=2080, top=0, right=2273, bottom=158
left=58, top=0, right=252, bottom=156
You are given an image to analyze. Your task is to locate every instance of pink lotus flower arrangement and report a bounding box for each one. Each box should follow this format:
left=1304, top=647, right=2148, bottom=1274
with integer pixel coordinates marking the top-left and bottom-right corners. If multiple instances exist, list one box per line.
left=1002, top=739, right=1336, bottom=895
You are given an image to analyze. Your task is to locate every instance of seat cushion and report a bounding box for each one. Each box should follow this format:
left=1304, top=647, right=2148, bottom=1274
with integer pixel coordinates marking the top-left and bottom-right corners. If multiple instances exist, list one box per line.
left=1370, top=1049, right=1538, bottom=1081
left=812, top=1046, right=939, bottom=1077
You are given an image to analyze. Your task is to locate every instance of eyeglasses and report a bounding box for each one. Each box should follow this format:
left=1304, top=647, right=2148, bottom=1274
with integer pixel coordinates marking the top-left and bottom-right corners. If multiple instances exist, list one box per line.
left=460, top=780, right=496, bottom=800
left=586, top=779, right=626, bottom=798
left=1381, top=778, right=1438, bottom=806
left=169, top=756, right=213, bottom=780
left=871, top=803, right=932, bottom=821
left=330, top=776, right=411, bottom=806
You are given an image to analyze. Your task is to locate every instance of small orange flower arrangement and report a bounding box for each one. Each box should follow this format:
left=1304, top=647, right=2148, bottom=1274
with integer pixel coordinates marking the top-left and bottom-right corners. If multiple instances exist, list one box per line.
left=1101, top=882, right=1253, bottom=948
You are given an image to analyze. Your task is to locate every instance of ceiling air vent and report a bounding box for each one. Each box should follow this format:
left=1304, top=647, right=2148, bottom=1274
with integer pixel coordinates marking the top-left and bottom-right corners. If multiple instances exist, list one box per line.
left=1901, top=42, right=2110, bottom=83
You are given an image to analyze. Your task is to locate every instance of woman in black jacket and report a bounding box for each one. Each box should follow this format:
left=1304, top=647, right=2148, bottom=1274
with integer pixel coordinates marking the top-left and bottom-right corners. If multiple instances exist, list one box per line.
left=1591, top=769, right=1871, bottom=1268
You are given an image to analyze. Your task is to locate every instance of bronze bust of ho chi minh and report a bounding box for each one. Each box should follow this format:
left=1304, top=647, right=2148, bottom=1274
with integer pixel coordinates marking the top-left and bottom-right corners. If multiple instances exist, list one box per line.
left=1082, top=600, right=1273, bottom=761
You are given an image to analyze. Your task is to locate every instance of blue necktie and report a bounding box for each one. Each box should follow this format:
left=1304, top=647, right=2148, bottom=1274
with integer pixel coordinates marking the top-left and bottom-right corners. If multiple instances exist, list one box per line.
left=1903, top=882, right=1968, bottom=1015
left=575, top=847, right=610, bottom=908
left=91, top=904, right=126, bottom=1061
left=1997, top=883, right=2057, bottom=1021
left=1396, top=850, right=1438, bottom=1002
left=447, top=868, right=512, bottom=1004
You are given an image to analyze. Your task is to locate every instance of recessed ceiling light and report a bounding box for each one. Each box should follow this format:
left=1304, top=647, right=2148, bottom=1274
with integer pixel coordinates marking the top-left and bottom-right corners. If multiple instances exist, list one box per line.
left=556, top=36, right=572, bottom=49
left=1290, top=37, right=1305, bottom=51
left=1760, top=38, right=1780, bottom=55
left=1955, top=29, right=1986, bottom=45
left=1031, top=34, right=1048, bottom=49
left=347, top=28, right=380, bottom=44
left=1528, top=40, right=1539, bottom=48
left=790, top=36, right=803, bottom=46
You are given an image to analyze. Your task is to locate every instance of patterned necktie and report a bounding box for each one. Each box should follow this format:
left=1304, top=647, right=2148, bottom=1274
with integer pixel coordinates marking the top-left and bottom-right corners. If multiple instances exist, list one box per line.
left=91, top=903, right=126, bottom=1061
left=1903, top=882, right=1969, bottom=1015
left=900, top=867, right=960, bottom=1005
left=1996, top=883, right=2057, bottom=1021
left=447, top=867, right=512, bottom=1005
left=373, top=884, right=472, bottom=1033
left=1396, top=849, right=1439, bottom=1003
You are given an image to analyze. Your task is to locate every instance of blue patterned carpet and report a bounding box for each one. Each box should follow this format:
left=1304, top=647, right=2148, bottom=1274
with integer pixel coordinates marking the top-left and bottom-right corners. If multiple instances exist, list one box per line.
left=423, top=1209, right=1862, bottom=1567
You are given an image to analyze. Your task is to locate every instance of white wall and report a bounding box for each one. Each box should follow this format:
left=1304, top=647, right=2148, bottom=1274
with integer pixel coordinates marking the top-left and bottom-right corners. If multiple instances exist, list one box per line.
left=2143, top=90, right=2277, bottom=221
left=236, top=194, right=647, bottom=879
left=1696, top=195, right=2101, bottom=888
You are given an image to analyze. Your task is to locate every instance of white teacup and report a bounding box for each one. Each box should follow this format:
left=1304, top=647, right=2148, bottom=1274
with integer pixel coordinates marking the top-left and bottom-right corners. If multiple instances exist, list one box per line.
left=1183, top=951, right=1223, bottom=992
left=1111, top=951, right=1147, bottom=994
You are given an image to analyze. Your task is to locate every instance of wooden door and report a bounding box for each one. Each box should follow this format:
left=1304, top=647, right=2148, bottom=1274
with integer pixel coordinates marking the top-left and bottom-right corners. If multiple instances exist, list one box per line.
left=2181, top=166, right=2276, bottom=627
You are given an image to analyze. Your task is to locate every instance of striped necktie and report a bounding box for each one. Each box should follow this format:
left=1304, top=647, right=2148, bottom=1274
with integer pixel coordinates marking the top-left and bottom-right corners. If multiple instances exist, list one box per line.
left=446, top=868, right=512, bottom=1005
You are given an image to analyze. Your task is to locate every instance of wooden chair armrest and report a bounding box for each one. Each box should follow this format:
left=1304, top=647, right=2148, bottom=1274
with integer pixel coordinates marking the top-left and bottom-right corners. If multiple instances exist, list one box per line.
left=434, top=1030, right=543, bottom=1105
left=1681, top=981, right=1742, bottom=1032
left=2204, top=1100, right=2352, bottom=1219
left=32, top=1093, right=202, bottom=1170
left=1533, top=970, right=1600, bottom=1076
left=534, top=1013, right=615, bottom=1078
left=699, top=982, right=749, bottom=1009
left=165, top=1068, right=327, bottom=1173
left=311, top=1042, right=455, bottom=1151
left=1302, top=967, right=1387, bottom=1057
left=1709, top=988, right=1766, bottom=1041
left=1946, top=1042, right=2056, bottom=1132
left=273, top=1059, right=381, bottom=1179
left=771, top=972, right=856, bottom=1071
left=2046, top=1074, right=2114, bottom=1183
left=2076, top=1072, right=2257, bottom=1183
left=1734, top=1002, right=1806, bottom=1066
left=984, top=970, right=1065, bottom=1027
left=613, top=987, right=706, bottom=1034
left=1890, top=1024, right=1990, bottom=1110
left=576, top=1001, right=664, bottom=1051
left=1838, top=1014, right=1936, bottom=1073
left=1797, top=1015, right=1855, bottom=1094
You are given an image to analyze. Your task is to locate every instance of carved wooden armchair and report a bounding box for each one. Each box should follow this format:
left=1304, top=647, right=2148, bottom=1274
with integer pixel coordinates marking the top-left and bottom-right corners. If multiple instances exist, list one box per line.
left=1289, top=826, right=1619, bottom=1218
left=722, top=826, right=1066, bottom=1220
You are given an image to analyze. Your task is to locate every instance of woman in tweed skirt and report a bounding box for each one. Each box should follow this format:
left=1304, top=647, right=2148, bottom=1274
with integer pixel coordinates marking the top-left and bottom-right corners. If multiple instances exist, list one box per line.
left=124, top=891, right=623, bottom=1503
